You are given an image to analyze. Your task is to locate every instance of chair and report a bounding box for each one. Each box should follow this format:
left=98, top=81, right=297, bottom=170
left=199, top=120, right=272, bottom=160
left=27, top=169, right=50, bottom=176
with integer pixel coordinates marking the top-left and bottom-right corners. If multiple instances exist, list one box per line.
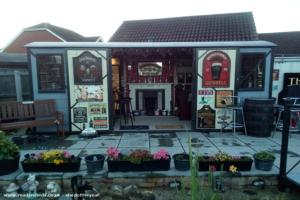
left=220, top=96, right=247, bottom=137
left=273, top=97, right=300, bottom=136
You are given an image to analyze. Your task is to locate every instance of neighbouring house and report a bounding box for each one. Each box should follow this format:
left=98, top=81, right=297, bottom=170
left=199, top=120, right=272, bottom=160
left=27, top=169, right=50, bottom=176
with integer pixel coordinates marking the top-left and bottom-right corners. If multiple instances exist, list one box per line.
left=26, top=12, right=275, bottom=133
left=259, top=31, right=300, bottom=101
left=0, top=23, right=102, bottom=101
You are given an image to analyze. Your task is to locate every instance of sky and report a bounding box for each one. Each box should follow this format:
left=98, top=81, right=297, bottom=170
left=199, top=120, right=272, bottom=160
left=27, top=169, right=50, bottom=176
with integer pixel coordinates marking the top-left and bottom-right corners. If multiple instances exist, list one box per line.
left=1, top=0, right=300, bottom=49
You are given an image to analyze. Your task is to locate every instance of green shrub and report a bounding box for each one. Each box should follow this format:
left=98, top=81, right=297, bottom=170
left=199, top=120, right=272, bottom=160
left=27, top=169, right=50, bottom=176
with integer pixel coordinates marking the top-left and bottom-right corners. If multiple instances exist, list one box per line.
left=253, top=151, right=275, bottom=161
left=0, top=130, right=19, bottom=160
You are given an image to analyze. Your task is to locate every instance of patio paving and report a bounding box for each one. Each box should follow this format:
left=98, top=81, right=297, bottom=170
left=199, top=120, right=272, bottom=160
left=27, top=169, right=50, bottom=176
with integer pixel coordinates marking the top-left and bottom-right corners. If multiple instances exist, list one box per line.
left=2, top=130, right=300, bottom=185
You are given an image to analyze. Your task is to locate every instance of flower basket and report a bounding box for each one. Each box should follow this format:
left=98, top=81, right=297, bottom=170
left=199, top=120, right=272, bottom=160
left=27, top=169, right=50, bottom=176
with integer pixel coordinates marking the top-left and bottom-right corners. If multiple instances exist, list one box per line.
left=0, top=153, right=20, bottom=176
left=107, top=157, right=171, bottom=172
left=106, top=147, right=170, bottom=172
left=198, top=156, right=253, bottom=171
left=21, top=157, right=81, bottom=172
left=21, top=150, right=81, bottom=172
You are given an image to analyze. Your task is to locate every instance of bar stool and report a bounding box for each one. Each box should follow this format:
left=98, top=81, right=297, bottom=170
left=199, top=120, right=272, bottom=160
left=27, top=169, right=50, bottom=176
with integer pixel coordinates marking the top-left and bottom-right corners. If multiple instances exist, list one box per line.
left=117, top=97, right=134, bottom=126
left=222, top=96, right=247, bottom=137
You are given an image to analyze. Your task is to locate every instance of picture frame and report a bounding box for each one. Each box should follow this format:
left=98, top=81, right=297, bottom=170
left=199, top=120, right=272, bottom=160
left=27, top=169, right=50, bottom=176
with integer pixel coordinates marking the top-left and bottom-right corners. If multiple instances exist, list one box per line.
left=215, top=90, right=233, bottom=108
left=272, top=69, right=279, bottom=81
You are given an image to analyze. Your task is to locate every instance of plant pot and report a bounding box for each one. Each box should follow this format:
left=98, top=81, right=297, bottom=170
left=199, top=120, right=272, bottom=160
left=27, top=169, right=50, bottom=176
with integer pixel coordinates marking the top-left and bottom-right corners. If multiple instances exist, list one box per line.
left=0, top=153, right=20, bottom=175
left=173, top=153, right=190, bottom=171
left=254, top=158, right=274, bottom=171
left=21, top=157, right=81, bottom=172
left=85, top=154, right=105, bottom=173
left=107, top=156, right=171, bottom=172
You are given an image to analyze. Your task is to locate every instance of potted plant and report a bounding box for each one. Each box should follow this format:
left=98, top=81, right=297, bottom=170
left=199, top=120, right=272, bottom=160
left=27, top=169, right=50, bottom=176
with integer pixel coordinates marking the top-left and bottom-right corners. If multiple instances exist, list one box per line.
left=106, top=147, right=171, bottom=172
left=0, top=131, right=20, bottom=175
left=21, top=150, right=81, bottom=172
left=198, top=151, right=253, bottom=171
left=173, top=153, right=190, bottom=171
left=253, top=151, right=275, bottom=171
left=85, top=154, right=105, bottom=173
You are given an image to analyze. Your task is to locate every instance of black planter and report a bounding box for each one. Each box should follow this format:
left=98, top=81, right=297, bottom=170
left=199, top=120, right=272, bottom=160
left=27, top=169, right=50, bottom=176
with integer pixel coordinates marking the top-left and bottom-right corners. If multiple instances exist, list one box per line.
left=107, top=156, right=171, bottom=172
left=254, top=158, right=274, bottom=171
left=85, top=154, right=105, bottom=173
left=21, top=157, right=81, bottom=172
left=173, top=153, right=190, bottom=171
left=198, top=156, right=253, bottom=171
left=0, top=153, right=20, bottom=175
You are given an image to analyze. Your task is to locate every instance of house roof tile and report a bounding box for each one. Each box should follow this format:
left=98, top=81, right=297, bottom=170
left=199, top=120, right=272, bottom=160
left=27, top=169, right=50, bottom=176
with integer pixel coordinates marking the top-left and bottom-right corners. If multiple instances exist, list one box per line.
left=109, top=12, right=258, bottom=42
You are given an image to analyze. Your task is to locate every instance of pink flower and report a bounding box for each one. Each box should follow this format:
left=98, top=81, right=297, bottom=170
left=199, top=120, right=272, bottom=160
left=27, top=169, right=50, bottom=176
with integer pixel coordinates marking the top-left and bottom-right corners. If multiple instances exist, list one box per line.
left=107, top=147, right=120, bottom=160
left=63, top=151, right=71, bottom=158
left=209, top=165, right=216, bottom=172
left=153, top=148, right=169, bottom=160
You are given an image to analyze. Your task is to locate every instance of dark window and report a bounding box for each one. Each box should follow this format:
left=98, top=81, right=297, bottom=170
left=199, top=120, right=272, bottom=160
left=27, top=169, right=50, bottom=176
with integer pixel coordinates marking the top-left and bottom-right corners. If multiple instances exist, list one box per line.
left=238, top=54, right=264, bottom=90
left=37, top=54, right=65, bottom=92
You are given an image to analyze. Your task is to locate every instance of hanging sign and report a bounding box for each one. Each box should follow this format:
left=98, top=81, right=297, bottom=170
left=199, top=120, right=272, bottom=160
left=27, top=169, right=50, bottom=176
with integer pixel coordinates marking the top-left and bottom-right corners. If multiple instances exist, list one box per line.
left=202, top=51, right=230, bottom=87
left=73, top=51, right=102, bottom=85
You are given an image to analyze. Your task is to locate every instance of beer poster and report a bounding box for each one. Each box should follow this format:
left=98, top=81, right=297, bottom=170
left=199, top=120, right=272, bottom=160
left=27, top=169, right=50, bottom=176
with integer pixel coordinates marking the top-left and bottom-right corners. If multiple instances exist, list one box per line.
left=202, top=51, right=231, bottom=88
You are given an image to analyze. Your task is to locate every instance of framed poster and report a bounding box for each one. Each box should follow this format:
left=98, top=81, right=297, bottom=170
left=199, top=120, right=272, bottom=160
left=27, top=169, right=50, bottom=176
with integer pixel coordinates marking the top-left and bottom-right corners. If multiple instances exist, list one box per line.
left=73, top=51, right=102, bottom=85
left=202, top=51, right=231, bottom=87
left=215, top=90, right=233, bottom=108
left=197, top=105, right=216, bottom=128
left=73, top=107, right=87, bottom=123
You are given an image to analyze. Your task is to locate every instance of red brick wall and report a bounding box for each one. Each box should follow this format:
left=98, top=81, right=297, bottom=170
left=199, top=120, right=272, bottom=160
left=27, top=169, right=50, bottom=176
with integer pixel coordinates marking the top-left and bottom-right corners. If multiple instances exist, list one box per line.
left=4, top=30, right=62, bottom=53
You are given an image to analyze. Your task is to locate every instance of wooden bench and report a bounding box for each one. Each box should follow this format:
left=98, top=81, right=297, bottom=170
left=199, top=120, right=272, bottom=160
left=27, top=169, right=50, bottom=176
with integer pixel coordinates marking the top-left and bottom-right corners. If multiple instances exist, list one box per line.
left=0, top=99, right=64, bottom=137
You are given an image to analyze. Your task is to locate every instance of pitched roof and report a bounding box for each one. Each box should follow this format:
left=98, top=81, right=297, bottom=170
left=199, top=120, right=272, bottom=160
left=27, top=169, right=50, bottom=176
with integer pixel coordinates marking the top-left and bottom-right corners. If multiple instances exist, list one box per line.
left=259, top=32, right=300, bottom=56
left=25, top=23, right=101, bottom=42
left=109, top=12, right=258, bottom=42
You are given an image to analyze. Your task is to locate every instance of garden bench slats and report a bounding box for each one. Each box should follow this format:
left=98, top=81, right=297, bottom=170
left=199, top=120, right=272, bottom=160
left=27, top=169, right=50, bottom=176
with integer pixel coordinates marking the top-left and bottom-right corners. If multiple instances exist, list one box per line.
left=0, top=99, right=64, bottom=137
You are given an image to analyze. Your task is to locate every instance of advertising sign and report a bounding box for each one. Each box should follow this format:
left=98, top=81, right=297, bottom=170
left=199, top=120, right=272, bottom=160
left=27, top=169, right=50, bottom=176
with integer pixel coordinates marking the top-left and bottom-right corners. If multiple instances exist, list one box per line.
left=283, top=73, right=300, bottom=89
left=202, top=51, right=231, bottom=87
left=73, top=107, right=87, bottom=123
left=73, top=51, right=102, bottom=85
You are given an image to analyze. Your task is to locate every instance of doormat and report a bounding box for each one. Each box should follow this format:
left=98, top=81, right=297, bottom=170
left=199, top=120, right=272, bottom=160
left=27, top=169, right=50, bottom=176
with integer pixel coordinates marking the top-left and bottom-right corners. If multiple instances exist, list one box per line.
left=120, top=125, right=149, bottom=130
left=155, top=124, right=185, bottom=129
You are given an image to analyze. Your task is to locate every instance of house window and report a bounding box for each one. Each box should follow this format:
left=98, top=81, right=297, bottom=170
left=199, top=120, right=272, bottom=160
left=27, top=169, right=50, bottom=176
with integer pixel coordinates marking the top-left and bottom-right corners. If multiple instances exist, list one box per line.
left=238, top=54, right=265, bottom=90
left=37, top=54, right=65, bottom=92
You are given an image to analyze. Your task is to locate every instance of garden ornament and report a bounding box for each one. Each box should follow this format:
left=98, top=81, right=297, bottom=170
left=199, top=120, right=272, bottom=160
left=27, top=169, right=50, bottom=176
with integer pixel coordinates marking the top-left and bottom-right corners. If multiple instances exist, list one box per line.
left=46, top=181, right=61, bottom=195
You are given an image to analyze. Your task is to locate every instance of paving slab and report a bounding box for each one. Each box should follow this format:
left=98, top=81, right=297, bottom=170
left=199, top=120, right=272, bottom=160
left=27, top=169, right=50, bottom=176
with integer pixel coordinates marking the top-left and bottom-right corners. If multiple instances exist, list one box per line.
left=122, top=132, right=149, bottom=140
left=67, top=141, right=89, bottom=150
left=176, top=132, right=208, bottom=139
left=85, top=139, right=119, bottom=149
left=118, top=139, right=149, bottom=148
left=237, top=136, right=278, bottom=147
left=208, top=137, right=246, bottom=147
left=149, top=132, right=176, bottom=138
left=150, top=138, right=181, bottom=147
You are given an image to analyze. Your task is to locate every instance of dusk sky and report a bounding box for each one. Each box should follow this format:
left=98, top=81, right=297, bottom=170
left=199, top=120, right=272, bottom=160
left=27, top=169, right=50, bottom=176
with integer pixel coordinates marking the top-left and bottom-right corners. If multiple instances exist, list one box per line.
left=1, top=0, right=300, bottom=49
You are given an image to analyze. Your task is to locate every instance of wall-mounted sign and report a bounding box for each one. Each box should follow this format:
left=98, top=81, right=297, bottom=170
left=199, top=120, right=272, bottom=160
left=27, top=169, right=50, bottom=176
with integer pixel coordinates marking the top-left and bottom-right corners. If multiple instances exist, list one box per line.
left=202, top=51, right=231, bottom=87
left=74, top=85, right=104, bottom=102
left=198, top=90, right=214, bottom=95
left=138, top=62, right=162, bottom=76
left=73, top=51, right=102, bottom=85
left=197, top=105, right=216, bottom=129
left=215, top=90, right=233, bottom=108
left=283, top=73, right=300, bottom=89
left=89, top=102, right=107, bottom=115
left=73, top=107, right=87, bottom=123
left=93, top=117, right=108, bottom=128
